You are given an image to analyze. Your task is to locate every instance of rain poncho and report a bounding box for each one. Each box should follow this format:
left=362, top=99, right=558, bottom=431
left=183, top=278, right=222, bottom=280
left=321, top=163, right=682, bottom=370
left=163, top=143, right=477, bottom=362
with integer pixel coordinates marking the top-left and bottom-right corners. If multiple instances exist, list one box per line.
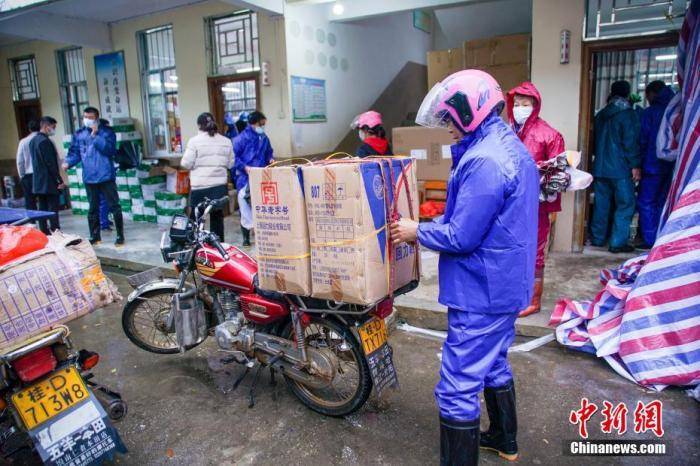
left=506, top=82, right=565, bottom=213
left=417, top=112, right=539, bottom=314
left=65, top=119, right=117, bottom=184
left=592, top=97, right=641, bottom=178
left=232, top=126, right=274, bottom=191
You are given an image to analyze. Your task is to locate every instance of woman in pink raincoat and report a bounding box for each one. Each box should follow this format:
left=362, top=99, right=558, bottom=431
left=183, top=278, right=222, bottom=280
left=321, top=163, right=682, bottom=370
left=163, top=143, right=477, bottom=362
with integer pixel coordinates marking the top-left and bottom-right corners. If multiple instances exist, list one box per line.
left=506, top=81, right=565, bottom=317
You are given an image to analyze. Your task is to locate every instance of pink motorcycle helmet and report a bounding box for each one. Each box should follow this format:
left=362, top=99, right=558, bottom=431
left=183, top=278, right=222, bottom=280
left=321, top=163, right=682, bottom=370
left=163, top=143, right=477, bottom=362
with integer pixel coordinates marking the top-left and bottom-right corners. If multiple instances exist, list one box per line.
left=351, top=110, right=383, bottom=129
left=416, top=69, right=504, bottom=133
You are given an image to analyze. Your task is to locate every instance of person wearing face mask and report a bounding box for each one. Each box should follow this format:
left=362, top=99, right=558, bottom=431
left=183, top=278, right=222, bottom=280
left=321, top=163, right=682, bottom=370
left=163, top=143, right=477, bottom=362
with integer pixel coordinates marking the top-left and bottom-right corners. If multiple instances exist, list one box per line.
left=391, top=70, right=538, bottom=465
left=29, top=116, right=65, bottom=234
left=506, top=82, right=565, bottom=317
left=351, top=111, right=393, bottom=157
left=63, top=107, right=122, bottom=246
left=232, top=110, right=274, bottom=247
left=16, top=119, right=40, bottom=212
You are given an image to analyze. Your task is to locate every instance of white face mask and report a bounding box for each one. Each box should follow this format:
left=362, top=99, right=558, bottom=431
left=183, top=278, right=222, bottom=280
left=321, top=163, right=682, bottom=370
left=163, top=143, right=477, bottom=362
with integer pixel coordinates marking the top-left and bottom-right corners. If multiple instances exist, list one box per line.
left=513, top=106, right=533, bottom=125
left=255, top=126, right=265, bottom=135
left=47, top=127, right=56, bottom=136
left=358, top=130, right=366, bottom=141
left=84, top=117, right=97, bottom=128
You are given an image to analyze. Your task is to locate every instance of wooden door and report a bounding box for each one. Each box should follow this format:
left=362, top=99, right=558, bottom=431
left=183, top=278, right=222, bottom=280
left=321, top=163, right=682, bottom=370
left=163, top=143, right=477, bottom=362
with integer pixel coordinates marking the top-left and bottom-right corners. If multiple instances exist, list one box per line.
left=14, top=99, right=42, bottom=138
left=207, top=74, right=260, bottom=133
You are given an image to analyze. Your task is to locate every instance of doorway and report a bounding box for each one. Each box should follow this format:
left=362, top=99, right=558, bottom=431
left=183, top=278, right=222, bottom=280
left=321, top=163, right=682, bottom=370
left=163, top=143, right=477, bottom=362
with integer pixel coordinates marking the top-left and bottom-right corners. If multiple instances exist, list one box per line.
left=14, top=99, right=42, bottom=139
left=574, top=33, right=679, bottom=250
left=207, top=74, right=260, bottom=135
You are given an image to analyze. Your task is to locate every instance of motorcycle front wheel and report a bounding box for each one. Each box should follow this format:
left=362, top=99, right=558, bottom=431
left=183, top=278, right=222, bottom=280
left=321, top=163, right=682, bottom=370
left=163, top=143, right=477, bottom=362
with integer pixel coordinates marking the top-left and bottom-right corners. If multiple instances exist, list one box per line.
left=282, top=316, right=372, bottom=417
left=122, top=289, right=205, bottom=354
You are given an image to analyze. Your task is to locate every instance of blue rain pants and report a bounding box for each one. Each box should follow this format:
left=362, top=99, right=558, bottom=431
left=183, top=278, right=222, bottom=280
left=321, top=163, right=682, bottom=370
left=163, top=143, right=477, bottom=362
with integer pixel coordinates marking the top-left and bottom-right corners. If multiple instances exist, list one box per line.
left=435, top=310, right=517, bottom=422
left=590, top=177, right=636, bottom=248
left=99, top=193, right=111, bottom=229
left=637, top=173, right=672, bottom=246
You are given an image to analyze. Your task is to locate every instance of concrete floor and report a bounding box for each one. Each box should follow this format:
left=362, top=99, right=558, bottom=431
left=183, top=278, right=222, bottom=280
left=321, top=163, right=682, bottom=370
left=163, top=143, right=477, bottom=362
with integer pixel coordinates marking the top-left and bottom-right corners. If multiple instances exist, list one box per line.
left=60, top=271, right=698, bottom=466
left=58, top=211, right=637, bottom=336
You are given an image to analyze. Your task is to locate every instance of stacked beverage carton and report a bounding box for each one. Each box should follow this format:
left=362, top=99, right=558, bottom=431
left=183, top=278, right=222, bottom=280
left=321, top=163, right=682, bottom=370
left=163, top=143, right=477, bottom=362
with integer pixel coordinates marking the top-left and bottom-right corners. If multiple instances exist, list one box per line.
left=250, top=157, right=419, bottom=305
left=155, top=191, right=187, bottom=225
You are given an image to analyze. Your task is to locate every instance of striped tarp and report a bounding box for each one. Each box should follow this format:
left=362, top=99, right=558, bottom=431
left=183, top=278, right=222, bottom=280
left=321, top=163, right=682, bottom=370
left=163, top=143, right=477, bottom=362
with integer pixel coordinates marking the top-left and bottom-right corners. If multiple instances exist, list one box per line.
left=551, top=0, right=700, bottom=391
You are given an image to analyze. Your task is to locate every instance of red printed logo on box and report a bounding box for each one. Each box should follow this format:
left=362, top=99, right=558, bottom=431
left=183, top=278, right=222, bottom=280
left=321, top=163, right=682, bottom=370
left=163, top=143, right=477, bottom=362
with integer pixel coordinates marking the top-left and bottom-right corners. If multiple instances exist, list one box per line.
left=261, top=182, right=278, bottom=205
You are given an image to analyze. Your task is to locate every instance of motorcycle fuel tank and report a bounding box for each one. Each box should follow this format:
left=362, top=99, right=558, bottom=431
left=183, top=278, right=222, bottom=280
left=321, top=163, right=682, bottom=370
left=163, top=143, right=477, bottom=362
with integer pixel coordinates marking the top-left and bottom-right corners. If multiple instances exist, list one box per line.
left=195, top=244, right=257, bottom=293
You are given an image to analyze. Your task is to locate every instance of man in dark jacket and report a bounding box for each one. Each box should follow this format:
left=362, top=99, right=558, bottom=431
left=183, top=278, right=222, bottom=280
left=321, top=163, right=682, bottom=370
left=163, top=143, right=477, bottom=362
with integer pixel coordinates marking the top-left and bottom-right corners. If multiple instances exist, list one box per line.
left=590, top=80, right=641, bottom=253
left=637, top=81, right=676, bottom=248
left=29, top=116, right=64, bottom=234
left=63, top=107, right=123, bottom=245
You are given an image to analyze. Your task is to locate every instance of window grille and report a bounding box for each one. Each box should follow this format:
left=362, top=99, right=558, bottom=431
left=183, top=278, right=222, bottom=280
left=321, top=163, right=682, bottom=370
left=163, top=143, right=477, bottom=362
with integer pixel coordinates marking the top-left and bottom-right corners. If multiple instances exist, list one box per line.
left=57, top=47, right=89, bottom=134
left=207, top=10, right=260, bottom=75
left=138, top=25, right=182, bottom=155
left=9, top=56, right=39, bottom=101
left=584, top=0, right=689, bottom=40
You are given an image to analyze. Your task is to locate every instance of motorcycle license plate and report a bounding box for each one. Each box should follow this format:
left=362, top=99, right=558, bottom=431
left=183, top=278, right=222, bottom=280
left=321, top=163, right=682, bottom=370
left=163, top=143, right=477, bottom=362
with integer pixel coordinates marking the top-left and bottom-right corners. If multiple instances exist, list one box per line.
left=359, top=318, right=389, bottom=355
left=12, top=367, right=89, bottom=430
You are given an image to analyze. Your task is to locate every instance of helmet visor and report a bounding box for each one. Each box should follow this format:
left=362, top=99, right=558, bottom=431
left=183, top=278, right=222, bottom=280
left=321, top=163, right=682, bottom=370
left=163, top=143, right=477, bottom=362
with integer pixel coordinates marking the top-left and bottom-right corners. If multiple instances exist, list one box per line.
left=415, top=81, right=451, bottom=129
left=350, top=114, right=362, bottom=129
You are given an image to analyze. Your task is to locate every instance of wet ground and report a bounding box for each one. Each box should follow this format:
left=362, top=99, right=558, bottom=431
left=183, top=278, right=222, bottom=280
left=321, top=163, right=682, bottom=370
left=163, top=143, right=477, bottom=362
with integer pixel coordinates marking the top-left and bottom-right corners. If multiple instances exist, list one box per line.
left=57, top=271, right=699, bottom=466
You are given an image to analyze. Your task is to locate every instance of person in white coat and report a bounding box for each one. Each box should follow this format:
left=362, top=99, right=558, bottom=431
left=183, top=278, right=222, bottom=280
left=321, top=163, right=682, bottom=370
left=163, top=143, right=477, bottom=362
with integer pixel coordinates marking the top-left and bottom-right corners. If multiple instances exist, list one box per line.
left=181, top=112, right=234, bottom=241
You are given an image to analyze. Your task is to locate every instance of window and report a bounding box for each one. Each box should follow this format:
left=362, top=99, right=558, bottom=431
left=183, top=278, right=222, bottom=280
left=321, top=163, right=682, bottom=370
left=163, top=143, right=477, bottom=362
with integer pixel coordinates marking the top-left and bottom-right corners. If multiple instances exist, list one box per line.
left=9, top=56, right=39, bottom=101
left=206, top=11, right=260, bottom=75
left=593, top=46, right=678, bottom=113
left=56, top=47, right=89, bottom=134
left=138, top=25, right=182, bottom=155
left=584, top=0, right=688, bottom=41
left=222, top=79, right=258, bottom=115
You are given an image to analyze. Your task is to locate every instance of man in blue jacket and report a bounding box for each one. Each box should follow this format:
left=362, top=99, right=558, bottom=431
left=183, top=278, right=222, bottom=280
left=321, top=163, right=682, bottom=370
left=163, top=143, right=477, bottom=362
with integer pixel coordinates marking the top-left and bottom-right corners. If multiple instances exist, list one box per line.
left=391, top=70, right=538, bottom=465
left=590, top=80, right=641, bottom=253
left=232, top=111, right=273, bottom=246
left=637, top=81, right=675, bottom=248
left=63, top=107, right=123, bottom=245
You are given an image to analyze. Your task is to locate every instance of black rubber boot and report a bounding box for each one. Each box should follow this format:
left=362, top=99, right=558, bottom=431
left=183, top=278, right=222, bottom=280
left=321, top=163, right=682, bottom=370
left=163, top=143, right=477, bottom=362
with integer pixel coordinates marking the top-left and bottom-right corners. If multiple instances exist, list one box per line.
left=113, top=210, right=125, bottom=246
left=480, top=380, right=518, bottom=461
left=241, top=227, right=251, bottom=247
left=440, top=416, right=479, bottom=466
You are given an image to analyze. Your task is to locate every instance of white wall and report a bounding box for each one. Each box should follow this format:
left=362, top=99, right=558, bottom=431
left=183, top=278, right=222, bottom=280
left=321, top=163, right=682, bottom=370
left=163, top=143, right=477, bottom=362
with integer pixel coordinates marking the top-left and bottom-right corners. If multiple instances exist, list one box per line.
left=284, top=4, right=432, bottom=155
left=531, top=0, right=585, bottom=252
left=433, top=0, right=532, bottom=50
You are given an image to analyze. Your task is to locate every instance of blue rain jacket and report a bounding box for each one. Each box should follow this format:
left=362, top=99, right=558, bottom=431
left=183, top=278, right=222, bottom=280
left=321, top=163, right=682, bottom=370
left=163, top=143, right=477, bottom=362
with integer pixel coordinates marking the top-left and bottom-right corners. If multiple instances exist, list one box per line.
left=65, top=119, right=117, bottom=184
left=417, top=113, right=539, bottom=314
left=592, top=97, right=641, bottom=179
left=640, top=86, right=675, bottom=176
left=232, top=126, right=274, bottom=190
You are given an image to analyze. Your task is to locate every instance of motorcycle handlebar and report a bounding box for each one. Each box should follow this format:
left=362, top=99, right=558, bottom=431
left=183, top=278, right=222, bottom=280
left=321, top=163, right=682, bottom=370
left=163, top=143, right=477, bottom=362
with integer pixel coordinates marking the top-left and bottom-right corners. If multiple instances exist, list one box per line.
left=207, top=233, right=230, bottom=261
left=195, top=196, right=230, bottom=221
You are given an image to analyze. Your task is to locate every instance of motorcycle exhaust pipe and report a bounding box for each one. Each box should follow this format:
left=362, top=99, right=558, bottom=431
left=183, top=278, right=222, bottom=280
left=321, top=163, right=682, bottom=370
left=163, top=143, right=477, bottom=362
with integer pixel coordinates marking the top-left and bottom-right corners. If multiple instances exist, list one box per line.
left=92, top=388, right=128, bottom=421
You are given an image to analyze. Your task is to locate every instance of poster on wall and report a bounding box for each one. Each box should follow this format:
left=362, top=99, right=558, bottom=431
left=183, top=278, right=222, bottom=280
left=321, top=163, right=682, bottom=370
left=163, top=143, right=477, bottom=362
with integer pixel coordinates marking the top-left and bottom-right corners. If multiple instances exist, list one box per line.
left=291, top=76, right=327, bottom=122
left=94, top=51, right=130, bottom=122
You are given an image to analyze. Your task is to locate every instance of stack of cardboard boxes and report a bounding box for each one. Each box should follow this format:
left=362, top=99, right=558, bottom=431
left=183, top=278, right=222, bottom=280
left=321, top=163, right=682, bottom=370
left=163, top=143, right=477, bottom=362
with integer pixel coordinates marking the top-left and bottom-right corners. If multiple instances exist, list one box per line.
left=250, top=158, right=420, bottom=305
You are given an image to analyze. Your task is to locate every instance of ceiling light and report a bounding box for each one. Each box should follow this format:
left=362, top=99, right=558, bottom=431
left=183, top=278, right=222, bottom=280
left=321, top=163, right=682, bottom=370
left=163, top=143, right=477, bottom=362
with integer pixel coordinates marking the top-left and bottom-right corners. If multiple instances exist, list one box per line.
left=332, top=2, right=344, bottom=15
left=655, top=54, right=677, bottom=61
left=169, top=75, right=178, bottom=81
left=647, top=72, right=674, bottom=78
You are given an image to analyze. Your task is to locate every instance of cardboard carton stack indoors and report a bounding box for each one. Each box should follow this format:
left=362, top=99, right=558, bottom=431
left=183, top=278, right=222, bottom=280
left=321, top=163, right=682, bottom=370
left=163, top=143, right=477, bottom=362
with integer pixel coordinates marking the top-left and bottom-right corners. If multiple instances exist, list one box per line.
left=249, top=158, right=419, bottom=305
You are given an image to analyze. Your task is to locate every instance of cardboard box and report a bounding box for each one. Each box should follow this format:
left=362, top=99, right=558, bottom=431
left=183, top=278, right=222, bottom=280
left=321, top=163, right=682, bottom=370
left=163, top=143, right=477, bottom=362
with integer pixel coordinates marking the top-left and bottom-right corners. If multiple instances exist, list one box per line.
left=0, top=232, right=120, bottom=351
left=486, top=63, right=531, bottom=97
left=428, top=47, right=465, bottom=88
left=249, top=166, right=312, bottom=296
left=302, top=158, right=419, bottom=305
left=464, top=34, right=530, bottom=67
left=392, top=127, right=454, bottom=181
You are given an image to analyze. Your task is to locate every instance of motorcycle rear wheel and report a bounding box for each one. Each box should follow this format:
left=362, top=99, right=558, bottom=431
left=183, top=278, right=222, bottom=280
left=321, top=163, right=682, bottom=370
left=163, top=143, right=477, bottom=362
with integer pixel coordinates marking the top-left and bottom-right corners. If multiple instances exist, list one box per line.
left=122, top=289, right=205, bottom=354
left=282, top=316, right=372, bottom=417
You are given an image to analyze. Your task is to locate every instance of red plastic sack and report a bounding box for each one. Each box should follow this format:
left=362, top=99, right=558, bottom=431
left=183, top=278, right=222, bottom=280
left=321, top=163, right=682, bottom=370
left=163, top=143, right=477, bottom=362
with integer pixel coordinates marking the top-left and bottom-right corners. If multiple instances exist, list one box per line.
left=0, top=226, right=48, bottom=266
left=420, top=200, right=446, bottom=218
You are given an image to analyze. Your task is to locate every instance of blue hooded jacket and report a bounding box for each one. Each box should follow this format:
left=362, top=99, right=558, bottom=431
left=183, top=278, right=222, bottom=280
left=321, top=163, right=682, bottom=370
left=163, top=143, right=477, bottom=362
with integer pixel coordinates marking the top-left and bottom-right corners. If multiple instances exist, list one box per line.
left=592, top=97, right=641, bottom=179
left=417, top=113, right=539, bottom=314
left=640, top=86, right=675, bottom=175
left=232, top=126, right=274, bottom=190
left=65, top=119, right=117, bottom=184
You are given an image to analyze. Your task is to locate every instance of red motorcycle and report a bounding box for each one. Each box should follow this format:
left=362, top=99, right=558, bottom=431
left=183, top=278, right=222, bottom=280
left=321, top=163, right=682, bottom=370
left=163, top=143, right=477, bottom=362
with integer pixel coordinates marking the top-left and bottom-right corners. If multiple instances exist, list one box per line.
left=122, top=197, right=416, bottom=416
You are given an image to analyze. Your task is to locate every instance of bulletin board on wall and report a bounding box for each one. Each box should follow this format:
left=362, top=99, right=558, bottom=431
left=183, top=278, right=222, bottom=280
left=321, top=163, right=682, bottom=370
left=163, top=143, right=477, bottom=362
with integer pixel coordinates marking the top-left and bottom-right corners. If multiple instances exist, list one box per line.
left=94, top=51, right=130, bottom=122
left=291, top=75, right=327, bottom=122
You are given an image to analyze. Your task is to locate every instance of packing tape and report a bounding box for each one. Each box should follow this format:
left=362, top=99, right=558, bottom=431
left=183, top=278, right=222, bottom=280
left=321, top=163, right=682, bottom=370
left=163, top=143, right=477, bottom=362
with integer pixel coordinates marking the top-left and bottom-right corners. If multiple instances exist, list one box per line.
left=257, top=252, right=311, bottom=260
left=309, top=225, right=386, bottom=248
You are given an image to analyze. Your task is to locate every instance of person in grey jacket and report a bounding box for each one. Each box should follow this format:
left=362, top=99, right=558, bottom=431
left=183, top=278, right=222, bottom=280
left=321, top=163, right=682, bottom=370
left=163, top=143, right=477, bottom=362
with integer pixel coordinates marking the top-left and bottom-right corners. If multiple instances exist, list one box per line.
left=181, top=112, right=234, bottom=242
left=16, top=120, right=40, bottom=211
